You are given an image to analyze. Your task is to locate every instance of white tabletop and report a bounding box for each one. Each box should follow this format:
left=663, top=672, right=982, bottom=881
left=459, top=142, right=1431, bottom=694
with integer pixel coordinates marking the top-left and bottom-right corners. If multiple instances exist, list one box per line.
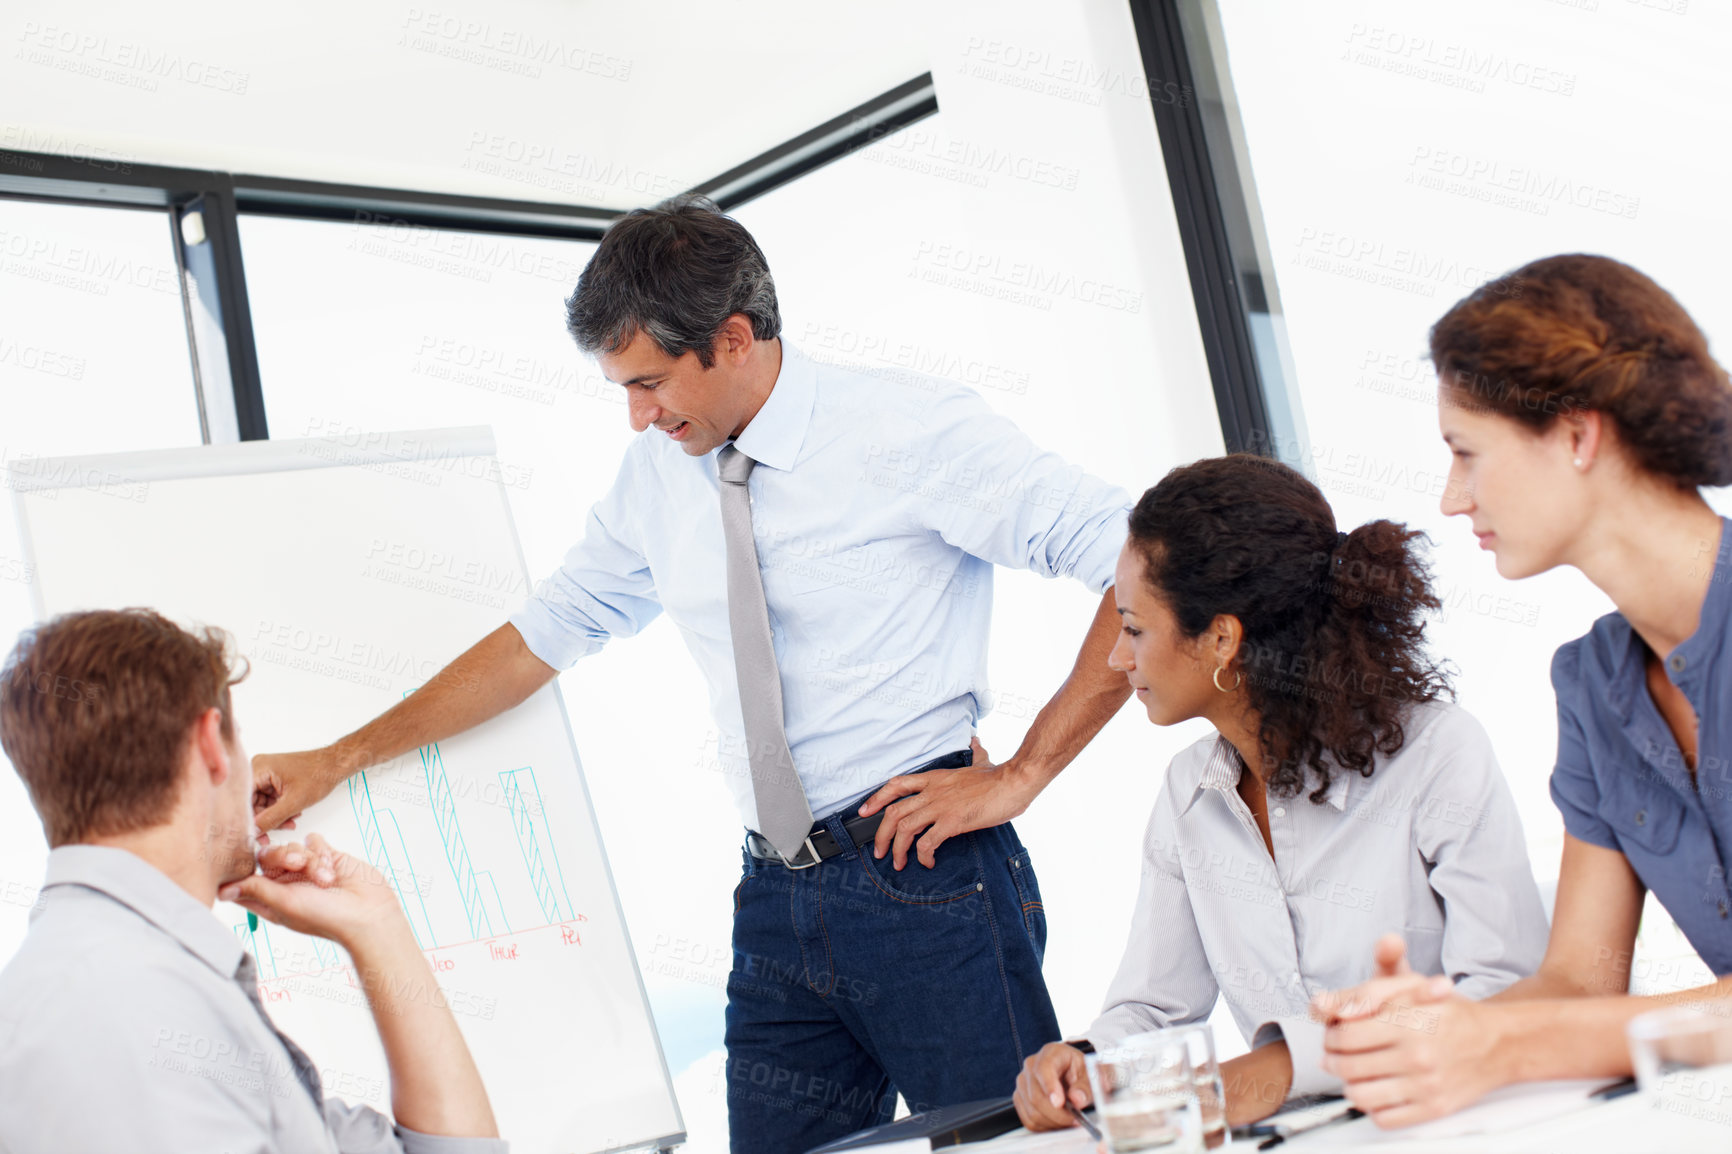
left=956, top=1079, right=1732, bottom=1153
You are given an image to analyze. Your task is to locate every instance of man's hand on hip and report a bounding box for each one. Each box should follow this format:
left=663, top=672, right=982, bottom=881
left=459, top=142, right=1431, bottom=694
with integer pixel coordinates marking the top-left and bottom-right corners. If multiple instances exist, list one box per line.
left=857, top=737, right=1039, bottom=869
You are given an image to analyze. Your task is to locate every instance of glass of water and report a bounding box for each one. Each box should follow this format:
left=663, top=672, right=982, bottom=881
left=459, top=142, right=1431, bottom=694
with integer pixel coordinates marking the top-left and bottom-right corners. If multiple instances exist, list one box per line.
left=1628, top=1002, right=1732, bottom=1130
left=1086, top=1031, right=1203, bottom=1153
left=1167, top=1024, right=1228, bottom=1147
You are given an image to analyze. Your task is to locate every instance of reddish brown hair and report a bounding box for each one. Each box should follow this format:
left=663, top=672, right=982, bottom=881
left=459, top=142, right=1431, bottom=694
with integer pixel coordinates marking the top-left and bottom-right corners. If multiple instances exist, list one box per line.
left=1432, top=254, right=1732, bottom=487
left=0, top=609, right=245, bottom=846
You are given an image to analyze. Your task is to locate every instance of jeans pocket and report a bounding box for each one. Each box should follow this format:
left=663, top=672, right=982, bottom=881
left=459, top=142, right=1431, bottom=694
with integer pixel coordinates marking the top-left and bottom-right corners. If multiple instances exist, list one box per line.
left=858, top=835, right=986, bottom=904
left=1007, top=848, right=1047, bottom=961
left=734, top=845, right=758, bottom=913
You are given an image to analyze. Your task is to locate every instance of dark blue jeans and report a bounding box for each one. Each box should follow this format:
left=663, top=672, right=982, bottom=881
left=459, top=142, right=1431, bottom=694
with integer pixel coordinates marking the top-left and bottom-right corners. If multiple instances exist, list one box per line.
left=722, top=792, right=1059, bottom=1154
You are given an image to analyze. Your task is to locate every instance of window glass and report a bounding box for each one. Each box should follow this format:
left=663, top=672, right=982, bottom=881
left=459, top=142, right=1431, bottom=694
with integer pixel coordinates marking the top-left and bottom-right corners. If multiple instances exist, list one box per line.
left=0, top=197, right=203, bottom=960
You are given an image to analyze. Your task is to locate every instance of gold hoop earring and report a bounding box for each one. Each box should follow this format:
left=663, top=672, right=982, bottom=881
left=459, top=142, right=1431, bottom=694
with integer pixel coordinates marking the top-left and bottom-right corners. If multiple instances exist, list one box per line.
left=1213, top=666, right=1242, bottom=693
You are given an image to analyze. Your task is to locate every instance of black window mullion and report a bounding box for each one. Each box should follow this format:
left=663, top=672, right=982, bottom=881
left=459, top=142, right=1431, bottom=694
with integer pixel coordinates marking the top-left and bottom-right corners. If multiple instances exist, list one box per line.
left=1128, top=0, right=1280, bottom=457
left=196, top=184, right=268, bottom=440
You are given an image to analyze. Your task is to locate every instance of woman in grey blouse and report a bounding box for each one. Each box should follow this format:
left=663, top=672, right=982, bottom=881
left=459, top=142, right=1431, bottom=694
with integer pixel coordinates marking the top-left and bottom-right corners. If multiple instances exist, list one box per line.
left=1320, top=255, right=1732, bottom=1127
left=1013, top=455, right=1547, bottom=1132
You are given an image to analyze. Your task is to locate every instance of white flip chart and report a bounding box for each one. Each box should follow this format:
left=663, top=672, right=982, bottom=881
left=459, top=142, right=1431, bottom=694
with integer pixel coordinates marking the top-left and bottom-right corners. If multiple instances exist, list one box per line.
left=8, top=427, right=684, bottom=1154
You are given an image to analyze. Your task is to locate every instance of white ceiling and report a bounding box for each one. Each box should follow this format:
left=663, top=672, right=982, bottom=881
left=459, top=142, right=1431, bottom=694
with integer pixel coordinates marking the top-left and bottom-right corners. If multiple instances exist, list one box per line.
left=1, top=0, right=930, bottom=210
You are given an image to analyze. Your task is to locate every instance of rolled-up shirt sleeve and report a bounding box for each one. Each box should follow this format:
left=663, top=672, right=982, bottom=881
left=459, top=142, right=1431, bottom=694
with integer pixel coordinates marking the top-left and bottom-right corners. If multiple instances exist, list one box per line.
left=905, top=386, right=1131, bottom=594
left=509, top=442, right=662, bottom=670
left=1088, top=790, right=1219, bottom=1048
left=1547, top=642, right=1619, bottom=850
left=322, top=1098, right=509, bottom=1154
left=1251, top=1016, right=1332, bottom=1097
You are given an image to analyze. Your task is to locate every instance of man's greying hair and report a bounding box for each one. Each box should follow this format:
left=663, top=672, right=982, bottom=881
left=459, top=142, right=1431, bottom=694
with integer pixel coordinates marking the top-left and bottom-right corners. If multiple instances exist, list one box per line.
left=566, top=194, right=781, bottom=369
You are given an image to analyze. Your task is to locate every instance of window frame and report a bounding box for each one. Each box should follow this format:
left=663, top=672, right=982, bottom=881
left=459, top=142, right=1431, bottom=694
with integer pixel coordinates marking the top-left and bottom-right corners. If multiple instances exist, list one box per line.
left=1127, top=0, right=1307, bottom=457
left=0, top=73, right=938, bottom=445
left=2, top=43, right=1297, bottom=457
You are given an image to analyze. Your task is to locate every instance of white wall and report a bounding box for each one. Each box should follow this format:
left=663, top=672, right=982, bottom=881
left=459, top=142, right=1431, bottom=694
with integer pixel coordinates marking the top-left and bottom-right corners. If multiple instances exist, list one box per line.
left=1214, top=0, right=1732, bottom=991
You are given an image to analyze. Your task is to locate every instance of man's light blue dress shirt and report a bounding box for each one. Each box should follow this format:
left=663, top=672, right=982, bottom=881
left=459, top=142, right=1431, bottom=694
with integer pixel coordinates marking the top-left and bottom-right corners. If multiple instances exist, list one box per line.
left=509, top=344, right=1132, bottom=827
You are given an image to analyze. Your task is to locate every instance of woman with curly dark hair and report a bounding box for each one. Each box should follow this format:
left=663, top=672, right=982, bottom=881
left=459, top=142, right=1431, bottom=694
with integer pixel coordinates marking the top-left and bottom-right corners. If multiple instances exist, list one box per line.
left=1321, top=254, right=1732, bottom=1129
left=1013, top=455, right=1546, bottom=1133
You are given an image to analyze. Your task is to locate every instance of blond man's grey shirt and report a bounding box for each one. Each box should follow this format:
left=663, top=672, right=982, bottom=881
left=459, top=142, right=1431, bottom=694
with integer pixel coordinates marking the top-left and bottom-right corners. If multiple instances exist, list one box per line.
left=1088, top=702, right=1548, bottom=1096
left=0, top=845, right=507, bottom=1154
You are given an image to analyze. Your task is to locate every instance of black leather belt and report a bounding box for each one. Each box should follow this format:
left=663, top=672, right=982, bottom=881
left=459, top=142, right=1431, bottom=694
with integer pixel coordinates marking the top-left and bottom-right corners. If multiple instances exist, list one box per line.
left=745, top=748, right=972, bottom=869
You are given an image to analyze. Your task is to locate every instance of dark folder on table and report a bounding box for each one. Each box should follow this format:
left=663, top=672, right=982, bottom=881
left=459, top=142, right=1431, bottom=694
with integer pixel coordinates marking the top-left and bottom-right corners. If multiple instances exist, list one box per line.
left=805, top=1096, right=1022, bottom=1152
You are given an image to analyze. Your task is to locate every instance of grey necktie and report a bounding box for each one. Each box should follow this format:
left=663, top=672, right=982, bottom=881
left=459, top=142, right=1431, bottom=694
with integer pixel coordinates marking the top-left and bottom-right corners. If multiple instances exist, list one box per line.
left=236, top=951, right=324, bottom=1108
left=717, top=443, right=816, bottom=860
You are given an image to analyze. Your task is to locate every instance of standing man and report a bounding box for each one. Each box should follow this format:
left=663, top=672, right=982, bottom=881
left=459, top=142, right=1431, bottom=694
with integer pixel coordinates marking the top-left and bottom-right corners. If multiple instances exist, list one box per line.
left=254, top=196, right=1133, bottom=1152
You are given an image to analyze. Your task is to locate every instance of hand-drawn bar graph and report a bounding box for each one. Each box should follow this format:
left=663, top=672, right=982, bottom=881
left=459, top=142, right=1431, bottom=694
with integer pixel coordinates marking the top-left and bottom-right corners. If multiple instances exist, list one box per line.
left=500, top=766, right=575, bottom=925
left=233, top=915, right=279, bottom=976
left=309, top=938, right=339, bottom=969
left=234, top=915, right=339, bottom=973
left=419, top=741, right=512, bottom=940
left=334, top=736, right=578, bottom=953
left=347, top=774, right=439, bottom=947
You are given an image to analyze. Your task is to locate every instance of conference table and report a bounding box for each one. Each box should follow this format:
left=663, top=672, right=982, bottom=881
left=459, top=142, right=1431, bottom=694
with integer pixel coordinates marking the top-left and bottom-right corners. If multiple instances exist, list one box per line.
left=953, top=1077, right=1732, bottom=1152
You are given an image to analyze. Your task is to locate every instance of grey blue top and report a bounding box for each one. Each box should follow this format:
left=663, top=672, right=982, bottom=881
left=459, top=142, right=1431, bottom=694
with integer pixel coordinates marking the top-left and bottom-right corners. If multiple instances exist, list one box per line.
left=1549, top=517, right=1732, bottom=974
left=1089, top=702, right=1548, bottom=1096
left=0, top=845, right=507, bottom=1154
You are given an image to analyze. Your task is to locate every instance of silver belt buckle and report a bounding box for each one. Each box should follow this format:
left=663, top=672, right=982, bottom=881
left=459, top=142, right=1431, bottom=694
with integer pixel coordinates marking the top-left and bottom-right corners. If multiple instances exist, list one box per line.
left=784, top=835, right=823, bottom=870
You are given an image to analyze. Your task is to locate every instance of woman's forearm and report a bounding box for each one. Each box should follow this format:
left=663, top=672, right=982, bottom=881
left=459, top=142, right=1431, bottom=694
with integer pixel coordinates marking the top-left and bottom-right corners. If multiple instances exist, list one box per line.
left=1221, top=1041, right=1293, bottom=1127
left=1490, top=967, right=1605, bottom=1003
left=1489, top=977, right=1732, bottom=1084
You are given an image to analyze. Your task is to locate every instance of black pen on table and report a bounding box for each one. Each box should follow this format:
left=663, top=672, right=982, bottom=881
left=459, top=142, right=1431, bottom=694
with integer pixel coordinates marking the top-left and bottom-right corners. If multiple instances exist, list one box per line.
left=1256, top=1106, right=1364, bottom=1150
left=1069, top=1105, right=1102, bottom=1141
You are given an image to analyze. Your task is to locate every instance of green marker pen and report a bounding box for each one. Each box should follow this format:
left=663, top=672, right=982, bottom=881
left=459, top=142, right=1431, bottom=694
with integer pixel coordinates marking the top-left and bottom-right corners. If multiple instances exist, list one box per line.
left=247, top=911, right=258, bottom=933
